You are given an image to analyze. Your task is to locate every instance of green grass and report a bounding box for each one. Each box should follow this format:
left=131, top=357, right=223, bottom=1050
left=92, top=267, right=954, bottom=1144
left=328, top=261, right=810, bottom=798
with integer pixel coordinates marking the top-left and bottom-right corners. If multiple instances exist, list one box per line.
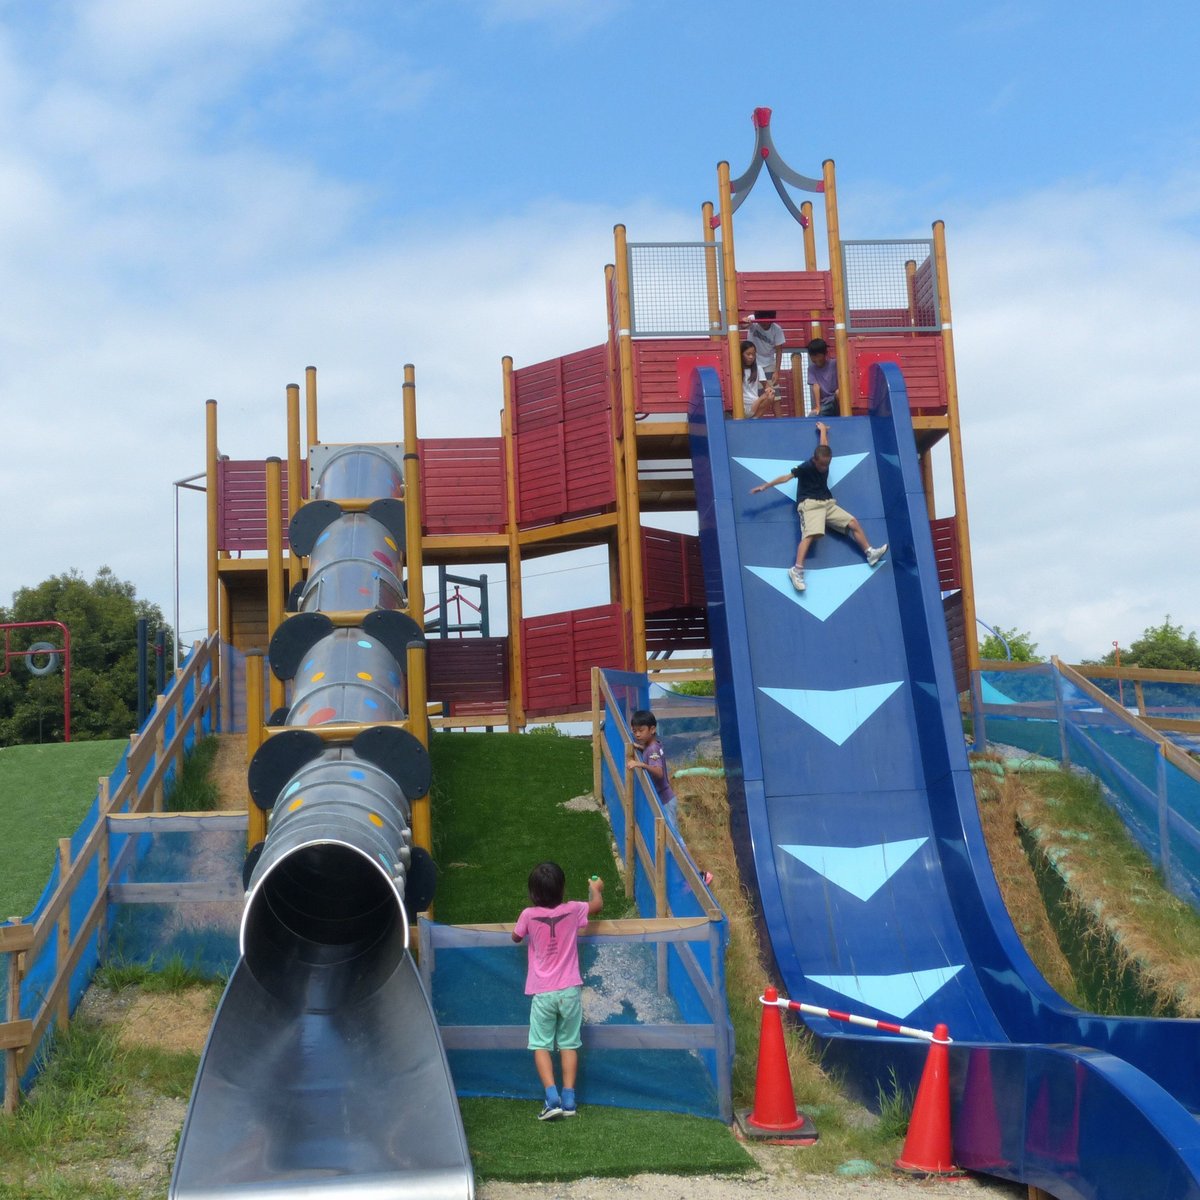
left=0, top=740, right=125, bottom=918
left=430, top=732, right=624, bottom=923
left=94, top=952, right=225, bottom=995
left=163, top=736, right=220, bottom=812
left=0, top=1015, right=201, bottom=1199
left=460, top=1098, right=752, bottom=1181
left=1019, top=768, right=1200, bottom=1014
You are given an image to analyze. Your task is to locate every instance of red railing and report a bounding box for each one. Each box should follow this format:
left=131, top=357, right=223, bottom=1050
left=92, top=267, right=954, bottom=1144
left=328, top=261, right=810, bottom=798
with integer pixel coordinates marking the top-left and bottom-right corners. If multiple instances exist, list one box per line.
left=850, top=337, right=947, bottom=414
left=632, top=340, right=731, bottom=415
left=642, top=529, right=705, bottom=611
left=426, top=637, right=510, bottom=709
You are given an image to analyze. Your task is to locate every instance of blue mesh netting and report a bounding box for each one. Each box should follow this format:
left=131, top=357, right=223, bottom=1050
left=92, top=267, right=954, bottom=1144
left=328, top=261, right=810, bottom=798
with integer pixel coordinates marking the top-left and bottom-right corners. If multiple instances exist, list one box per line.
left=974, top=664, right=1200, bottom=913
left=1, top=641, right=222, bottom=1106
left=421, top=926, right=723, bottom=1116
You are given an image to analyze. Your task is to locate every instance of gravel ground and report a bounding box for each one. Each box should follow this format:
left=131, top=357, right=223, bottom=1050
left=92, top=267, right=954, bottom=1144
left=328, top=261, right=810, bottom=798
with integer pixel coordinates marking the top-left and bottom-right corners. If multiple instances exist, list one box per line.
left=479, top=1162, right=1025, bottom=1199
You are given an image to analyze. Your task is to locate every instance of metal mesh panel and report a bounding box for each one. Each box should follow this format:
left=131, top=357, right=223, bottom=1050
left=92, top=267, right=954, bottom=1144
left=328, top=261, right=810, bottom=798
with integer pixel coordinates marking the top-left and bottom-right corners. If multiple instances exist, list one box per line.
left=840, top=239, right=939, bottom=333
left=627, top=243, right=724, bottom=338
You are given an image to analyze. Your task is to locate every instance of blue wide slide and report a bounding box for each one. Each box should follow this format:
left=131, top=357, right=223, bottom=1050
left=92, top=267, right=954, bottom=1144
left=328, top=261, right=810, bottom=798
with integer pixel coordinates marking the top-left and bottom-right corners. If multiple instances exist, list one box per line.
left=688, top=362, right=1200, bottom=1199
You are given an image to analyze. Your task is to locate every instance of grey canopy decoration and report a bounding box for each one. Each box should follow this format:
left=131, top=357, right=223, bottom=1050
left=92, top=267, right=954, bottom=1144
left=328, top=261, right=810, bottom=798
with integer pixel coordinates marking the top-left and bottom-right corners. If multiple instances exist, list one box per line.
left=719, top=107, right=823, bottom=229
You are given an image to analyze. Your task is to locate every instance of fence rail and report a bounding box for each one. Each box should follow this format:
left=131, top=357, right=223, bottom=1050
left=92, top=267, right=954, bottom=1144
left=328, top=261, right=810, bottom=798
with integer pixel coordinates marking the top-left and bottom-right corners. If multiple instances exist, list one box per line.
left=1, top=633, right=220, bottom=1112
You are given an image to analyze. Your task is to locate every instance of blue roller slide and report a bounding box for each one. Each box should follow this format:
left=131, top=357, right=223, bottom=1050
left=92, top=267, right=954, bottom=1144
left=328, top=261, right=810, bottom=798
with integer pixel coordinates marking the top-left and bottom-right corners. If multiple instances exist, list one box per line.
left=688, top=362, right=1200, bottom=1200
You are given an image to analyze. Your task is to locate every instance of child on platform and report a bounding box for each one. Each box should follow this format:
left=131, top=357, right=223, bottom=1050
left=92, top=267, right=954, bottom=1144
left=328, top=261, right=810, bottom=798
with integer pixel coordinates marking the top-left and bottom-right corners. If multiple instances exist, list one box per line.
left=512, top=862, right=604, bottom=1120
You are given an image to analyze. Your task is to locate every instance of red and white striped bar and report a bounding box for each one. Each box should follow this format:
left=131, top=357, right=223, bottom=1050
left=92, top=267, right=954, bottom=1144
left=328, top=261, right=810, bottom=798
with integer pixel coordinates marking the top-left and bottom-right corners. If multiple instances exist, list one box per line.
left=760, top=993, right=949, bottom=1043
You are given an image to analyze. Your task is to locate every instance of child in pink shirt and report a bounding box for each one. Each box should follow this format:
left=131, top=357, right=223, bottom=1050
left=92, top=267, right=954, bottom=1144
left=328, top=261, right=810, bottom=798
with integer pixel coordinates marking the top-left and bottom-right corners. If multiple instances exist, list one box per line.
left=512, top=862, right=604, bottom=1120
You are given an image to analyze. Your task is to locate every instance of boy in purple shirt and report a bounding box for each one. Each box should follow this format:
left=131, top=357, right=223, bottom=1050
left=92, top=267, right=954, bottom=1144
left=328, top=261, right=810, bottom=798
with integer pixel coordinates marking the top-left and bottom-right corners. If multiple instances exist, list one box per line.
left=804, top=337, right=840, bottom=416
left=512, top=861, right=604, bottom=1120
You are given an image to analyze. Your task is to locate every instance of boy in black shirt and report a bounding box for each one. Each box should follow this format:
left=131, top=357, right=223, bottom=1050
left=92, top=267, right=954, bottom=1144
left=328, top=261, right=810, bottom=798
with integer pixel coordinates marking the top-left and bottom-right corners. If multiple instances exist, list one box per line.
left=749, top=422, right=887, bottom=592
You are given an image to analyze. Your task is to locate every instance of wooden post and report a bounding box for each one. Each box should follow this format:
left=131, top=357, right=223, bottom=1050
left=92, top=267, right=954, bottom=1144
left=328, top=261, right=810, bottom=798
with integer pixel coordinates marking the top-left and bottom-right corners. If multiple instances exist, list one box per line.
left=905, top=258, right=918, bottom=327
left=265, top=458, right=287, bottom=715
left=4, top=918, right=21, bottom=1113
left=245, top=653, right=267, bottom=848
left=613, top=224, right=647, bottom=673
left=171, top=689, right=185, bottom=790
left=153, top=695, right=167, bottom=812
left=205, top=400, right=219, bottom=638
left=605, top=264, right=634, bottom=626
left=305, top=366, right=319, bottom=452
left=501, top=358, right=525, bottom=730
left=591, top=668, right=603, bottom=802
left=702, top=201, right=721, bottom=340
left=56, top=839, right=71, bottom=1031
left=932, top=219, right=980, bottom=676
left=919, top=451, right=937, bottom=521
left=402, top=364, right=424, bottom=629
left=823, top=160, right=853, bottom=417
left=407, top=643, right=432, bottom=854
left=654, top=815, right=668, bottom=992
left=1135, top=680, right=1147, bottom=717
left=218, top=578, right=232, bottom=734
left=716, top=162, right=742, bottom=417
left=286, top=382, right=302, bottom=594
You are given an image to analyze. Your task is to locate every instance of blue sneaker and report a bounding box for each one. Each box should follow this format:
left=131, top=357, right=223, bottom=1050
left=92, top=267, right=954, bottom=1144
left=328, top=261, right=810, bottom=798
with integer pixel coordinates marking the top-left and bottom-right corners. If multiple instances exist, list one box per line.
left=538, top=1100, right=563, bottom=1121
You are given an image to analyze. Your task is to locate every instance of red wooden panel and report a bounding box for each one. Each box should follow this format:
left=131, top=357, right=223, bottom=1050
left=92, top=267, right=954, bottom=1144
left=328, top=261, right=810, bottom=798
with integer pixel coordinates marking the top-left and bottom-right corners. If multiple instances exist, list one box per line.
left=633, top=340, right=732, bottom=414
left=522, top=603, right=627, bottom=714
left=217, top=459, right=307, bottom=553
left=943, top=590, right=968, bottom=695
left=563, top=407, right=616, bottom=517
left=642, top=529, right=704, bottom=611
left=645, top=610, right=710, bottom=655
left=848, top=336, right=947, bottom=414
left=426, top=637, right=510, bottom=704
left=419, top=437, right=507, bottom=534
left=912, top=258, right=938, bottom=327
left=736, top=271, right=832, bottom=317
left=930, top=516, right=961, bottom=591
left=515, top=425, right=567, bottom=527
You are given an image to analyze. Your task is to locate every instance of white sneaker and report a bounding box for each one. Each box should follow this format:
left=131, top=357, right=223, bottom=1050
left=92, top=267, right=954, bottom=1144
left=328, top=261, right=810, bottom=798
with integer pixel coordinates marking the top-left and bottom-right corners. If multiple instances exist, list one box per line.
left=788, top=566, right=806, bottom=592
left=866, top=544, right=888, bottom=567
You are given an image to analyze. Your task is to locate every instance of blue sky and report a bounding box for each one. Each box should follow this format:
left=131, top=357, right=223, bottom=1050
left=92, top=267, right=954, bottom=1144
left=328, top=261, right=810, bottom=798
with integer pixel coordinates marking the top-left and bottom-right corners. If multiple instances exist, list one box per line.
left=1, top=1, right=1198, bottom=663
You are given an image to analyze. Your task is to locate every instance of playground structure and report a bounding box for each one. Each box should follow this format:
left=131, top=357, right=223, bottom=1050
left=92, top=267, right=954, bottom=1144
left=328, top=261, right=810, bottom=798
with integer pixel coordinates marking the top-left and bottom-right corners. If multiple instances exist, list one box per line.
left=7, top=107, right=1200, bottom=1198
left=203, top=107, right=976, bottom=730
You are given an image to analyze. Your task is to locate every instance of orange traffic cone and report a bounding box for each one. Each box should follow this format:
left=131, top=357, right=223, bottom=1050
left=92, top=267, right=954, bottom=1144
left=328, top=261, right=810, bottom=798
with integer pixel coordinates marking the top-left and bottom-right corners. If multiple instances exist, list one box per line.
left=894, top=1023, right=964, bottom=1176
left=735, top=987, right=818, bottom=1144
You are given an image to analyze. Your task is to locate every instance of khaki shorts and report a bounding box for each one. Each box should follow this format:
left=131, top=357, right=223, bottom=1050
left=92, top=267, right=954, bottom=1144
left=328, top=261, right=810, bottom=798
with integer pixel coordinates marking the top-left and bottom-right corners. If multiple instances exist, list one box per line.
left=798, top=498, right=853, bottom=538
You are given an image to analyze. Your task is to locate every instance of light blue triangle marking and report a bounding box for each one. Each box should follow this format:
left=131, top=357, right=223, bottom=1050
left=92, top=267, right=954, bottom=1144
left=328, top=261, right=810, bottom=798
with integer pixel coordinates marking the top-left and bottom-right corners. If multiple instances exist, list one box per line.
left=735, top=453, right=869, bottom=501
left=880, top=452, right=900, bottom=469
left=806, top=965, right=964, bottom=1020
left=746, top=562, right=878, bottom=622
left=761, top=681, right=903, bottom=745
left=981, top=677, right=1016, bottom=705
left=780, top=837, right=928, bottom=902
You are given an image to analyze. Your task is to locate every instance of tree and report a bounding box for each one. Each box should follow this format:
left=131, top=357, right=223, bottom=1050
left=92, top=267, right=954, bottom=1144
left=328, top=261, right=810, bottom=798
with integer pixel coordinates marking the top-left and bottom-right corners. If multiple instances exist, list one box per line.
left=978, top=625, right=1042, bottom=663
left=1099, top=617, right=1200, bottom=672
left=0, top=567, right=172, bottom=745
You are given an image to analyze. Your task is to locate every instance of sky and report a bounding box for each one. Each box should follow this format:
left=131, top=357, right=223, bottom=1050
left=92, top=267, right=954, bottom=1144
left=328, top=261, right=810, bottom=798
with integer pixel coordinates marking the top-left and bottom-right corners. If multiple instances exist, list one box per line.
left=1, top=0, right=1198, bottom=665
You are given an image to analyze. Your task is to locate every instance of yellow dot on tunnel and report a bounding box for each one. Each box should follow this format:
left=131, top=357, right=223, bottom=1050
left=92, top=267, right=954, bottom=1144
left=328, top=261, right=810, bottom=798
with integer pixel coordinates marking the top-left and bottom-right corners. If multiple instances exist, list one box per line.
left=288, top=798, right=304, bottom=812
left=368, top=813, right=384, bottom=827
left=357, top=671, right=373, bottom=681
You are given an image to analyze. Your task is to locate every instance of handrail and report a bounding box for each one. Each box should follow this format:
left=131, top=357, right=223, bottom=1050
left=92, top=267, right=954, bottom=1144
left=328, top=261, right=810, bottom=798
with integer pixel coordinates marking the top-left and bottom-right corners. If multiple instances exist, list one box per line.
left=1053, top=657, right=1200, bottom=782
left=1, top=631, right=220, bottom=1111
left=592, top=668, right=721, bottom=921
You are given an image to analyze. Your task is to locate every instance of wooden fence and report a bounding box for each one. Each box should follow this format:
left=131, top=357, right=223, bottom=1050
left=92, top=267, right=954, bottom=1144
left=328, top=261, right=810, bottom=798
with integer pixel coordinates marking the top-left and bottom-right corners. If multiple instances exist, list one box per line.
left=1, top=633, right=220, bottom=1112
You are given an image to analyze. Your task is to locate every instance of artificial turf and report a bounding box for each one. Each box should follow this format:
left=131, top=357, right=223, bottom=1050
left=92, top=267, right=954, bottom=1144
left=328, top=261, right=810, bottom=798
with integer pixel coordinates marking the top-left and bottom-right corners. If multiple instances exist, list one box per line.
left=460, top=1097, right=752, bottom=1181
left=0, top=740, right=125, bottom=918
left=429, top=731, right=624, bottom=924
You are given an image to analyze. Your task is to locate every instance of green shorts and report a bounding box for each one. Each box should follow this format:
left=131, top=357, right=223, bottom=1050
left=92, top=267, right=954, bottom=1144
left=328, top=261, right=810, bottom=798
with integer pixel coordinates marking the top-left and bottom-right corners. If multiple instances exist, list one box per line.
left=528, top=986, right=583, bottom=1051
